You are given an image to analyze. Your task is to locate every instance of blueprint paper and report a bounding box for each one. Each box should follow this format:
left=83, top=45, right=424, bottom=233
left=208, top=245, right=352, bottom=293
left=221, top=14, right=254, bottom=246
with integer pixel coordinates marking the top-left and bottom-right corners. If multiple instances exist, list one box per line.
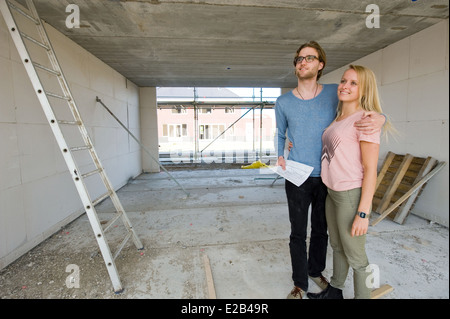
left=269, top=160, right=314, bottom=187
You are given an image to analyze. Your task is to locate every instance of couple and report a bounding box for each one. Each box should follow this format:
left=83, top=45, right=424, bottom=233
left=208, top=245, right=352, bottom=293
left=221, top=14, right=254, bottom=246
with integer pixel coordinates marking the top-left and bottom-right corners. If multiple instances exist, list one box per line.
left=275, top=41, right=392, bottom=299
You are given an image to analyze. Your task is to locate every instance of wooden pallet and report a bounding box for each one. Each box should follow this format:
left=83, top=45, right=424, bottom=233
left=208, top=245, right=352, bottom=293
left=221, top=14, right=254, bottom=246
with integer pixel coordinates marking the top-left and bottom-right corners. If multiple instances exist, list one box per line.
left=371, top=152, right=445, bottom=226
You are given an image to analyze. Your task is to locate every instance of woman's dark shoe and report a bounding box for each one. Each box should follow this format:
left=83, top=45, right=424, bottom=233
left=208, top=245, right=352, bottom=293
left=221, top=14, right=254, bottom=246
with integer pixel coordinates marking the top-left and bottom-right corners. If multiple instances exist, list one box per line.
left=307, top=284, right=343, bottom=299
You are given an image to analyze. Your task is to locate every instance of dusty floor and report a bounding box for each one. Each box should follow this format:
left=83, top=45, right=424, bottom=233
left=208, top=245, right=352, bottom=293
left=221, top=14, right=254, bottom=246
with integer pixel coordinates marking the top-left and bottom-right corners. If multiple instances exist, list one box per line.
left=0, top=166, right=448, bottom=301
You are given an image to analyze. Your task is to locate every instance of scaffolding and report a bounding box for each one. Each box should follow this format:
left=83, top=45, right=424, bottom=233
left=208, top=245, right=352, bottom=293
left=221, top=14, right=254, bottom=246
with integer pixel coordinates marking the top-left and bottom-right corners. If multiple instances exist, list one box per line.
left=158, top=101, right=276, bottom=164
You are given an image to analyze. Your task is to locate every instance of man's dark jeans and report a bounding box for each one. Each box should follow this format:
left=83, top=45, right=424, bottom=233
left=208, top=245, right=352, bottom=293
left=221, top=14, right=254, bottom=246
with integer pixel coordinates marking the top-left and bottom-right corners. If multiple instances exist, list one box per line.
left=285, top=177, right=328, bottom=291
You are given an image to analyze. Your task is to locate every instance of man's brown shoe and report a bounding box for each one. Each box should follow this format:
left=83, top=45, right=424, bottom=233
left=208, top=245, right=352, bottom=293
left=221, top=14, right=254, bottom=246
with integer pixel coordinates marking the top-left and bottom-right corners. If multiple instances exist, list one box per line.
left=287, top=286, right=305, bottom=299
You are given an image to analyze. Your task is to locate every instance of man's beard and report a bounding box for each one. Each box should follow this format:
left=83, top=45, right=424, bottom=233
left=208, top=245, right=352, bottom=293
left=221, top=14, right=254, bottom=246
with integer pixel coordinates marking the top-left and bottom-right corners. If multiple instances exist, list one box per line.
left=295, top=68, right=317, bottom=81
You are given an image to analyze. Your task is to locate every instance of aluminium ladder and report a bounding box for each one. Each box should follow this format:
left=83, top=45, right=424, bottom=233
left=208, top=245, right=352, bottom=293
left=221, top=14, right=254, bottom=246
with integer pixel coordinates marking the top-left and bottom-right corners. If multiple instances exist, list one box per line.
left=0, top=0, right=143, bottom=293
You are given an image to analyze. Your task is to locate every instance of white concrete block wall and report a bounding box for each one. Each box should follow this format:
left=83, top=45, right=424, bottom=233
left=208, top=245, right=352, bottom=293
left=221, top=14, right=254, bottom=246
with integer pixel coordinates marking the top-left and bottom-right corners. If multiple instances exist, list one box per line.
left=140, top=87, right=160, bottom=173
left=0, top=17, right=142, bottom=269
left=321, top=19, right=449, bottom=226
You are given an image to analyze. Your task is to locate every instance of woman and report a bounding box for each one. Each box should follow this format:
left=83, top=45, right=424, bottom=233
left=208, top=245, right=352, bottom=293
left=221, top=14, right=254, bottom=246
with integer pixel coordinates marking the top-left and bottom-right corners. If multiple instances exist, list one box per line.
left=307, top=65, right=391, bottom=299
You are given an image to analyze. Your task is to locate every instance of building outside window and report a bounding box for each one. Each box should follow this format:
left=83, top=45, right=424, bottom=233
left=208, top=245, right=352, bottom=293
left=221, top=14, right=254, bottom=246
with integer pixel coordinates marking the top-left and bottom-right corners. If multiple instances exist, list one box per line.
left=162, top=124, right=188, bottom=138
left=157, top=87, right=280, bottom=164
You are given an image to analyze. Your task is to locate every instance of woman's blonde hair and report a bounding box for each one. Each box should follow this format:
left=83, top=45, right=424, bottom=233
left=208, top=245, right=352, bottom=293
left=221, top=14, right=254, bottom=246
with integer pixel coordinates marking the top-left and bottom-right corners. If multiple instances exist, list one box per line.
left=337, top=64, right=394, bottom=134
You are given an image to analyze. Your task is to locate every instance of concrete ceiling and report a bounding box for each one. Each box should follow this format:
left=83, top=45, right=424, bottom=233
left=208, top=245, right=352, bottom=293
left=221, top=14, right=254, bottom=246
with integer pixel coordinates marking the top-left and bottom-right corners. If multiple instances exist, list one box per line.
left=24, top=0, right=449, bottom=88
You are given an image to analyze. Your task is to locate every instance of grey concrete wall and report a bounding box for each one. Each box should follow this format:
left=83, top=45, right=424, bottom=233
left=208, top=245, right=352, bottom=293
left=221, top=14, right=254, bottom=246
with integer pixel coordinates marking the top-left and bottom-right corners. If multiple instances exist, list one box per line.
left=321, top=19, right=449, bottom=226
left=0, top=19, right=142, bottom=269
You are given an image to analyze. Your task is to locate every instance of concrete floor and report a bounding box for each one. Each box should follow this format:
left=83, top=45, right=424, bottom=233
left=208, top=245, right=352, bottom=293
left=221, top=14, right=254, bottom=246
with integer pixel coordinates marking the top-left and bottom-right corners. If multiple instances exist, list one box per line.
left=0, top=166, right=448, bottom=300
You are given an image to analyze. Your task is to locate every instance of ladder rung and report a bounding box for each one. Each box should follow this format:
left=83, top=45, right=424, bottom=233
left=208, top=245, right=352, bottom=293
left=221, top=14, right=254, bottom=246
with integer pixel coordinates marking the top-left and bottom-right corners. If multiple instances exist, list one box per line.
left=102, top=212, right=123, bottom=233
left=113, top=232, right=133, bottom=260
left=7, top=1, right=39, bottom=24
left=82, top=168, right=102, bottom=179
left=92, top=191, right=112, bottom=207
left=70, top=145, right=92, bottom=152
left=33, top=62, right=61, bottom=76
left=46, top=91, right=71, bottom=101
left=20, top=31, right=49, bottom=50
left=58, top=120, right=81, bottom=125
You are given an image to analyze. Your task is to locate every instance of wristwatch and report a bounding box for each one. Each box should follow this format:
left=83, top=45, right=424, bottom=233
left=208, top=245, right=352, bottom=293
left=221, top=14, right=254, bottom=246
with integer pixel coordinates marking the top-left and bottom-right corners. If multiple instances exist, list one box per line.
left=357, top=211, right=367, bottom=218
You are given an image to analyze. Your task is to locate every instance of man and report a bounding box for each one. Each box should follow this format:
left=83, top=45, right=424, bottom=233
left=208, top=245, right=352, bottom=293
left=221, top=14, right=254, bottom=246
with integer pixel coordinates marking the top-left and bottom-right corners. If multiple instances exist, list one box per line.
left=275, top=41, right=385, bottom=299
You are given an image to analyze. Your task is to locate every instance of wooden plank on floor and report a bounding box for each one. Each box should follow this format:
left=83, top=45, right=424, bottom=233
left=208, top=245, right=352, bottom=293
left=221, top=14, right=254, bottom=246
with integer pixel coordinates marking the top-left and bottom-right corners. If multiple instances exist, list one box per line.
left=371, top=284, right=394, bottom=299
left=203, top=254, right=216, bottom=299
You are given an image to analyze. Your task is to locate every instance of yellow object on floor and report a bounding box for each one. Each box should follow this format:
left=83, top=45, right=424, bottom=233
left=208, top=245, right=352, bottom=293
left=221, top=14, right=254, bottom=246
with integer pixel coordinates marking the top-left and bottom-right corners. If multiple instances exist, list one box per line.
left=241, top=160, right=268, bottom=169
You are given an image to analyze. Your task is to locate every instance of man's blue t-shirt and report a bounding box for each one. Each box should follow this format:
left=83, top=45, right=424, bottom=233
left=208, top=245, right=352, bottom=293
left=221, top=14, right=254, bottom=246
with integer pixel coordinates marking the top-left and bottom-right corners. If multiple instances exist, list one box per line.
left=275, top=84, right=339, bottom=177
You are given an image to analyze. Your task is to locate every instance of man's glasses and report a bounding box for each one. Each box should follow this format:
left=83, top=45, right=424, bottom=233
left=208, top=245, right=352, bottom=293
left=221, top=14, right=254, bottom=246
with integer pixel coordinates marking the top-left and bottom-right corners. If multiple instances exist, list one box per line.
left=294, top=55, right=318, bottom=64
